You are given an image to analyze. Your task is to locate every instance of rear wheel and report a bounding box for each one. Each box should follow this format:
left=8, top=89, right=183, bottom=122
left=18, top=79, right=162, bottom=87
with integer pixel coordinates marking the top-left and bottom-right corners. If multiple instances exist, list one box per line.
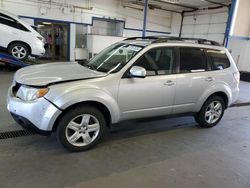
left=57, top=106, right=106, bottom=151
left=195, top=96, right=225, bottom=128
left=8, top=42, right=30, bottom=61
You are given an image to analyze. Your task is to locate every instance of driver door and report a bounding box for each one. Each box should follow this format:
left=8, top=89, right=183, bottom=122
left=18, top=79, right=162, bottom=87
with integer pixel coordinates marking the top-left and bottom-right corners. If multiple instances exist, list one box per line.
left=118, top=47, right=177, bottom=120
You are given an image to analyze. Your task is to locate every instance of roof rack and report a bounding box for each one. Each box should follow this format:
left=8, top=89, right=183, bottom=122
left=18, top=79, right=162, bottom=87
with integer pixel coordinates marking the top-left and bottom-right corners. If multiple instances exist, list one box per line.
left=123, top=36, right=161, bottom=40
left=124, top=36, right=222, bottom=46
left=180, top=38, right=222, bottom=46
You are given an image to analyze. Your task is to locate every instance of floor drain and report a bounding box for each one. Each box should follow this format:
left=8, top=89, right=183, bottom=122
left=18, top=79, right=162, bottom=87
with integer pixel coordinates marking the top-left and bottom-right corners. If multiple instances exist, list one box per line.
left=0, top=130, right=36, bottom=140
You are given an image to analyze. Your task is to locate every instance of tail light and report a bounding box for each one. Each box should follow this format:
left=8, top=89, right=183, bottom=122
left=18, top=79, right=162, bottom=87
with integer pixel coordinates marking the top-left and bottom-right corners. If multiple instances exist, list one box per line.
left=233, top=71, right=240, bottom=83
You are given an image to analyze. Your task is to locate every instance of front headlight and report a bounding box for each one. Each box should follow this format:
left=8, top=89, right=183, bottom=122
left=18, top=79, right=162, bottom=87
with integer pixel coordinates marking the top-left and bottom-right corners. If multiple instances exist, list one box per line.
left=37, top=36, right=46, bottom=43
left=16, top=86, right=49, bottom=101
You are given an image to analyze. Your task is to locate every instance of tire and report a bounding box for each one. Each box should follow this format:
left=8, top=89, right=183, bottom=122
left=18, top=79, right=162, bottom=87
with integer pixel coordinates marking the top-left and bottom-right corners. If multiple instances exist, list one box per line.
left=8, top=42, right=30, bottom=61
left=57, top=105, right=107, bottom=152
left=195, top=96, right=225, bottom=128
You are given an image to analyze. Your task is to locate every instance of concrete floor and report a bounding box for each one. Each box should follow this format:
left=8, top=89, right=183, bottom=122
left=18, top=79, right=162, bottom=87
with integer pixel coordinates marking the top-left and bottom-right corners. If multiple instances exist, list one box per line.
left=1, top=69, right=250, bottom=188
left=237, top=81, right=250, bottom=103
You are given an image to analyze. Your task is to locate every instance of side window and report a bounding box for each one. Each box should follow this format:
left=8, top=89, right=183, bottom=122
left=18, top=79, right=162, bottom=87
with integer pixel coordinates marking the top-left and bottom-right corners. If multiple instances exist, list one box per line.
left=179, top=47, right=208, bottom=73
left=0, top=13, right=29, bottom=32
left=134, top=47, right=175, bottom=76
left=206, top=50, right=230, bottom=70
left=16, top=22, right=29, bottom=32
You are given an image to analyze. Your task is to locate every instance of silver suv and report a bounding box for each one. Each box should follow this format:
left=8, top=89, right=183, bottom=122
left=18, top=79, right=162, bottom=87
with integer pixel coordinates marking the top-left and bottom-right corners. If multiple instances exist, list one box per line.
left=7, top=37, right=240, bottom=151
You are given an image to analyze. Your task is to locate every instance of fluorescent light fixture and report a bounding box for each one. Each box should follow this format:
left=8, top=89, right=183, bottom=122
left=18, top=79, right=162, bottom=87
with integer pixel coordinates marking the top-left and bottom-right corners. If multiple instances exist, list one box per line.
left=159, top=0, right=180, bottom=4
left=37, top=24, right=45, bottom=28
left=42, top=22, right=51, bottom=25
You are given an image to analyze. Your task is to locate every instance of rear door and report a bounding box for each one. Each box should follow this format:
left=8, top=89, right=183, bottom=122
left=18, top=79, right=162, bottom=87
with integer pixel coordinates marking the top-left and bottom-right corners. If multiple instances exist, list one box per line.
left=174, top=47, right=215, bottom=113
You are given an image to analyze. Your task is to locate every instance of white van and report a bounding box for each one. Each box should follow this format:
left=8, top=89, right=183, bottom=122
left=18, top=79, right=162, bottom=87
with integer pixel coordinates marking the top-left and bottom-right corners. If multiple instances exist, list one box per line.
left=0, top=9, right=45, bottom=60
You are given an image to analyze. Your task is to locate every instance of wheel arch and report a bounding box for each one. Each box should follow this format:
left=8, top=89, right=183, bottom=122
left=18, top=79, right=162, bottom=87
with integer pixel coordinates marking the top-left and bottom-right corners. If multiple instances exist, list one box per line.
left=198, top=91, right=229, bottom=112
left=195, top=84, right=232, bottom=112
left=52, top=100, right=112, bottom=132
left=208, top=92, right=229, bottom=108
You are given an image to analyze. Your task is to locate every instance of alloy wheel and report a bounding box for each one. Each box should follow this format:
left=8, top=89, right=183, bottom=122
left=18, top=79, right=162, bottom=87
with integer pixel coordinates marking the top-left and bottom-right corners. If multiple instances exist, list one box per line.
left=65, top=114, right=100, bottom=147
left=205, top=100, right=222, bottom=124
left=11, top=46, right=27, bottom=59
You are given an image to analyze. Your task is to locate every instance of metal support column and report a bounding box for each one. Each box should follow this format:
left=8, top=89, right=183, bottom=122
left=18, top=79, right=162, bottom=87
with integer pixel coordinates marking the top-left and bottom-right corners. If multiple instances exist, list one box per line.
left=142, top=0, right=149, bottom=37
left=224, top=0, right=237, bottom=47
left=179, top=11, right=184, bottom=38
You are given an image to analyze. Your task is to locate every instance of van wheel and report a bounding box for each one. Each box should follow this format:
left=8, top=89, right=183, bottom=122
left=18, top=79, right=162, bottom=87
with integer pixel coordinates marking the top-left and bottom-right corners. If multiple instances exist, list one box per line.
left=57, top=106, right=106, bottom=152
left=195, top=96, right=225, bottom=128
left=8, top=42, right=30, bottom=61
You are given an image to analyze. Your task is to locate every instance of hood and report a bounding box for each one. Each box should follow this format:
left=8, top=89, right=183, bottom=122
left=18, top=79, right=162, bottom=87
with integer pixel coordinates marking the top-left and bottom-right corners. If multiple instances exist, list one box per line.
left=14, top=62, right=107, bottom=86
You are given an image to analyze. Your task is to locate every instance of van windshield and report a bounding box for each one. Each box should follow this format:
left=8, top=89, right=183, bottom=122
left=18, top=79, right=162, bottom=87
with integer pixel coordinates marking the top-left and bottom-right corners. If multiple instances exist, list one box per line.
left=86, top=43, right=143, bottom=73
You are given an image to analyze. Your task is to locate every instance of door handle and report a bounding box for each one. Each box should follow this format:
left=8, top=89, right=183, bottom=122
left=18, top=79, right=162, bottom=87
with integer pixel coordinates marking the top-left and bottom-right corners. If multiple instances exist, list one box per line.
left=164, top=80, right=175, bottom=86
left=205, top=77, right=214, bottom=82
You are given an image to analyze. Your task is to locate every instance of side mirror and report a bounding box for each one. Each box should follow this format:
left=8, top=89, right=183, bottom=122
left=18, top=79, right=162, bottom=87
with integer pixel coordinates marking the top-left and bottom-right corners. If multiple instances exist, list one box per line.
left=129, top=66, right=146, bottom=78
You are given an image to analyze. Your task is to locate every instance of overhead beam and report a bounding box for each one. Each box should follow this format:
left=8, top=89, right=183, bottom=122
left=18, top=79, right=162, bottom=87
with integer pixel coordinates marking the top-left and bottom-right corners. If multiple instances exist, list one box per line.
left=148, top=4, right=182, bottom=13
left=131, top=2, right=181, bottom=13
left=152, top=0, right=198, bottom=10
left=203, top=0, right=229, bottom=7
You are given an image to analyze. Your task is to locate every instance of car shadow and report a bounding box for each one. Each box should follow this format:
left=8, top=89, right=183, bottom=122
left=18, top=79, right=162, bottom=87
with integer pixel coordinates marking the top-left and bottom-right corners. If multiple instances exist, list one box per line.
left=103, top=116, right=198, bottom=142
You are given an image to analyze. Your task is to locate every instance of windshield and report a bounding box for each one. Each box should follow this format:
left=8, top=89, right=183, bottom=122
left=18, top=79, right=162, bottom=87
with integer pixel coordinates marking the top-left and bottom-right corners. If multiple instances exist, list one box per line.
left=87, top=43, right=143, bottom=73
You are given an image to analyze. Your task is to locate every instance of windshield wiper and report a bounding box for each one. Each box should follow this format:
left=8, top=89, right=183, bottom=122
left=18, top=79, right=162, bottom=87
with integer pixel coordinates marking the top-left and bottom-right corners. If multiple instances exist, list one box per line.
left=78, top=61, right=97, bottom=70
left=85, top=64, right=96, bottom=70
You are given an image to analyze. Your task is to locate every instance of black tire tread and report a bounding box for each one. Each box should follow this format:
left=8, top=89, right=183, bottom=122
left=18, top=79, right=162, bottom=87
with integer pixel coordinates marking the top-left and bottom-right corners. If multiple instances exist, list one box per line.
left=57, top=105, right=106, bottom=152
left=195, top=95, right=225, bottom=128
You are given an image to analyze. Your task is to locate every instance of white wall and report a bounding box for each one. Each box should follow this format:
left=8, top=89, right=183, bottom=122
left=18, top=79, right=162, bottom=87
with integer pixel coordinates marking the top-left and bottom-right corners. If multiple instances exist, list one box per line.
left=0, top=0, right=178, bottom=60
left=0, top=0, right=173, bottom=35
left=171, top=13, right=182, bottom=37
left=69, top=23, right=76, bottom=61
left=181, top=7, right=228, bottom=44
left=87, top=35, right=125, bottom=55
left=227, top=0, right=250, bottom=72
left=229, top=38, right=250, bottom=71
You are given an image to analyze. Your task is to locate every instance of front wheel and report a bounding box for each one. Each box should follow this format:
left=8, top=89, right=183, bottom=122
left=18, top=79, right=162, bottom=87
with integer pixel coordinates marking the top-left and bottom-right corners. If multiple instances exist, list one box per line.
left=195, top=96, right=225, bottom=128
left=8, top=42, right=30, bottom=61
left=57, top=106, right=107, bottom=151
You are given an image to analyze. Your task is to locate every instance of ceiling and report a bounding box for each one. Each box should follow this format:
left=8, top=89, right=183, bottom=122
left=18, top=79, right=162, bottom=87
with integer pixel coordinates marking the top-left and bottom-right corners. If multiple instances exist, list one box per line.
left=123, top=0, right=231, bottom=12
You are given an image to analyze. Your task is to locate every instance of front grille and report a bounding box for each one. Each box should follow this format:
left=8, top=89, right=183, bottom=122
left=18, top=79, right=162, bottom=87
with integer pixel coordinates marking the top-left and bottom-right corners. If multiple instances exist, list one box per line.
left=0, top=130, right=36, bottom=140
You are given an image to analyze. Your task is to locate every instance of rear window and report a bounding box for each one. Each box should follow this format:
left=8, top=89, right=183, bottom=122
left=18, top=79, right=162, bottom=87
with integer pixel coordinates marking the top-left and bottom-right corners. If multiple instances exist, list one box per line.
left=179, top=47, right=208, bottom=73
left=206, top=50, right=230, bottom=70
left=0, top=12, right=29, bottom=32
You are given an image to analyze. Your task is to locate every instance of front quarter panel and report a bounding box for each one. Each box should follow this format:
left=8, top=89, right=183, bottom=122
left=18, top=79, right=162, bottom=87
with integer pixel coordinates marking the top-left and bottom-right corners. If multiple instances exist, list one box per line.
left=45, top=84, right=120, bottom=123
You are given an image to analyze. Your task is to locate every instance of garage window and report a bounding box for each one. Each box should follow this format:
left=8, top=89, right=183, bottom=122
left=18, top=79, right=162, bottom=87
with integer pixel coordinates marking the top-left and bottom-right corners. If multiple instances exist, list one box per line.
left=0, top=13, right=29, bottom=32
left=134, top=47, right=175, bottom=76
left=206, top=50, right=230, bottom=70
left=179, top=47, right=208, bottom=73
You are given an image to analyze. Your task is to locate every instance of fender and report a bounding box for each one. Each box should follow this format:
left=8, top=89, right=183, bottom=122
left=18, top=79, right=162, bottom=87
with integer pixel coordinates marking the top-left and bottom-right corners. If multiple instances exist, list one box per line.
left=195, top=82, right=232, bottom=112
left=46, top=87, right=121, bottom=124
